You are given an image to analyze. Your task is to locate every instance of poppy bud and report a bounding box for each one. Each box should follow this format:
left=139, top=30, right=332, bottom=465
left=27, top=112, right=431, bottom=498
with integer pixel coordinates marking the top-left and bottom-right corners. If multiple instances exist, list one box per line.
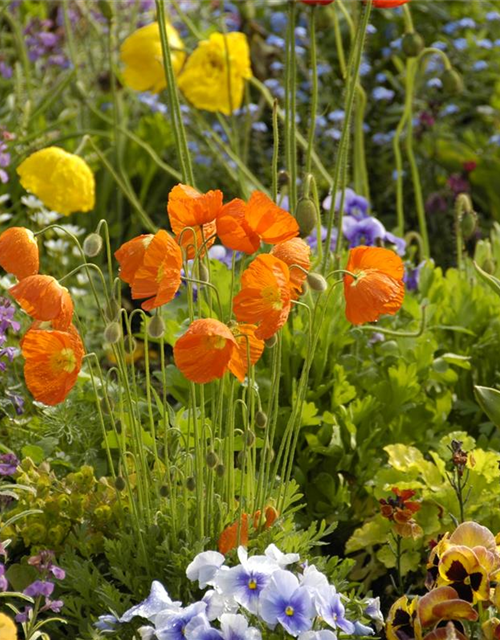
left=255, top=410, right=268, bottom=429
left=307, top=272, right=328, bottom=292
left=442, top=68, right=463, bottom=94
left=245, top=430, right=256, bottom=447
left=186, top=476, right=196, bottom=492
left=105, top=298, right=120, bottom=322
left=237, top=451, right=246, bottom=467
left=83, top=233, right=103, bottom=257
left=460, top=209, right=477, bottom=240
left=295, top=197, right=318, bottom=238
left=402, top=32, right=424, bottom=57
left=148, top=315, right=166, bottom=339
left=160, top=484, right=169, bottom=497
left=216, top=463, right=225, bottom=477
left=206, top=451, right=219, bottom=468
left=198, top=263, right=210, bottom=283
left=239, top=0, right=255, bottom=20
left=98, top=0, right=113, bottom=21
left=278, top=171, right=290, bottom=188
left=264, top=335, right=277, bottom=348
left=104, top=321, right=122, bottom=344
left=114, top=476, right=126, bottom=491
left=265, top=445, right=275, bottom=463
left=481, top=258, right=496, bottom=274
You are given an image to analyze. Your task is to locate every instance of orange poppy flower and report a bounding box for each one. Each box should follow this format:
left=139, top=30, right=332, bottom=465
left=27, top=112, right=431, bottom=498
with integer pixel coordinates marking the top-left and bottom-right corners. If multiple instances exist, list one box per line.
left=372, top=0, right=410, bottom=7
left=0, top=227, right=39, bottom=280
left=174, top=318, right=237, bottom=383
left=270, top=238, right=311, bottom=297
left=343, top=246, right=404, bottom=325
left=10, top=275, right=73, bottom=330
left=218, top=514, right=249, bottom=554
left=20, top=324, right=84, bottom=405
left=115, top=234, right=154, bottom=285
left=233, top=254, right=292, bottom=340
left=217, top=191, right=299, bottom=254
left=127, top=230, right=183, bottom=312
left=167, top=183, right=222, bottom=258
left=227, top=323, right=265, bottom=382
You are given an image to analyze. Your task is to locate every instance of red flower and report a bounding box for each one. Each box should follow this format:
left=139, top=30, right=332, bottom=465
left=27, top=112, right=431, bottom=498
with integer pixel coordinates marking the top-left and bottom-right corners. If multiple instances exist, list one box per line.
left=372, top=0, right=410, bottom=7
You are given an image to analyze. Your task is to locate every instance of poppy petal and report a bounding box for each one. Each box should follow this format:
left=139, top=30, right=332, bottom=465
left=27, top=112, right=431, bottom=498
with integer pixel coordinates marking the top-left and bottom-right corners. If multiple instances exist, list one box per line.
left=246, top=191, right=299, bottom=245
left=0, top=227, right=39, bottom=280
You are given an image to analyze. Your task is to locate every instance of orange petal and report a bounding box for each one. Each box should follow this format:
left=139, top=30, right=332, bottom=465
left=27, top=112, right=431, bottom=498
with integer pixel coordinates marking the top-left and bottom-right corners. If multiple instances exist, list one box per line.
left=10, top=275, right=73, bottom=330
left=174, top=318, right=237, bottom=384
left=175, top=220, right=216, bottom=259
left=0, top=227, right=39, bottom=280
left=346, top=245, right=404, bottom=280
left=418, top=587, right=459, bottom=627
left=218, top=514, right=249, bottom=554
left=115, top=234, right=154, bottom=285
left=168, top=183, right=223, bottom=233
left=245, top=191, right=299, bottom=245
left=227, top=323, right=265, bottom=382
left=216, top=199, right=260, bottom=254
left=270, top=238, right=310, bottom=296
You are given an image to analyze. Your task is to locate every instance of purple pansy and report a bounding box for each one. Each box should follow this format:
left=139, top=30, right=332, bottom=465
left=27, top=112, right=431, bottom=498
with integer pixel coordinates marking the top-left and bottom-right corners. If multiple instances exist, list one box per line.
left=0, top=453, right=19, bottom=476
left=259, top=570, right=315, bottom=637
left=315, top=587, right=355, bottom=634
left=342, top=215, right=386, bottom=248
left=155, top=602, right=207, bottom=640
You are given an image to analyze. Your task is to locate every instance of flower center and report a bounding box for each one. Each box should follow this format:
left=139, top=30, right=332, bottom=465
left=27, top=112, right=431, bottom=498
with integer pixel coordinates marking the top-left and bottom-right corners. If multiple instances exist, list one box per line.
left=207, top=335, right=227, bottom=350
left=464, top=576, right=471, bottom=585
left=51, top=348, right=76, bottom=374
left=248, top=579, right=257, bottom=590
left=285, top=606, right=295, bottom=617
left=261, top=285, right=283, bottom=310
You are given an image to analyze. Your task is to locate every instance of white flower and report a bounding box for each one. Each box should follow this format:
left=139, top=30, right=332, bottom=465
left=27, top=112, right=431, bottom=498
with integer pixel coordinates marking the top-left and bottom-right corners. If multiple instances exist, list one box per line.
left=202, top=589, right=238, bottom=621
left=186, top=551, right=225, bottom=588
left=120, top=580, right=181, bottom=625
left=265, top=544, right=300, bottom=568
left=220, top=613, right=262, bottom=640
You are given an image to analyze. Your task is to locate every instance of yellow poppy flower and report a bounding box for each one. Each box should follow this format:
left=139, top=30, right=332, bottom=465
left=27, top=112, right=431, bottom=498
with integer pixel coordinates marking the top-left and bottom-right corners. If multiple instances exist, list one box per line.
left=17, top=147, right=95, bottom=216
left=177, top=32, right=252, bottom=115
left=120, top=22, right=185, bottom=93
left=0, top=613, right=18, bottom=640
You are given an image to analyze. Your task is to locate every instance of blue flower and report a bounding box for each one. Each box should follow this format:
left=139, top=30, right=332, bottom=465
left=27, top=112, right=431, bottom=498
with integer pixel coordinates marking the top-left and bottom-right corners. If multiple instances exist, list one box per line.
left=265, top=544, right=300, bottom=569
left=403, top=261, right=425, bottom=291
left=486, top=11, right=500, bottom=21
left=120, top=581, right=182, bottom=625
left=315, top=587, right=355, bottom=634
left=427, top=78, right=442, bottom=89
left=259, top=570, right=315, bottom=637
left=442, top=104, right=459, bottom=116
left=343, top=216, right=385, bottom=248
left=353, top=621, right=375, bottom=636
left=219, top=613, right=262, bottom=640
left=270, top=11, right=287, bottom=33
left=372, top=86, right=395, bottom=101
left=478, top=38, right=493, bottom=49
left=322, top=188, right=369, bottom=219
left=266, top=34, right=285, bottom=49
left=473, top=61, right=488, bottom=71
left=298, top=632, right=337, bottom=640
left=327, top=109, right=345, bottom=122
left=156, top=603, right=207, bottom=640
left=94, top=614, right=119, bottom=632
left=252, top=122, right=268, bottom=133
left=364, top=597, right=384, bottom=626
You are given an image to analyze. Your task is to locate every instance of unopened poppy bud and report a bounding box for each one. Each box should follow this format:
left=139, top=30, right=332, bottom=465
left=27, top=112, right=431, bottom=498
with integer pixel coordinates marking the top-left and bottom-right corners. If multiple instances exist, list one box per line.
left=216, top=463, right=225, bottom=477
left=245, top=430, right=256, bottom=447
left=239, top=0, right=255, bottom=20
left=114, top=476, right=126, bottom=491
left=98, top=0, right=113, bottom=21
left=442, top=68, right=463, bottom=94
left=307, top=272, right=328, bottom=292
left=186, top=476, right=196, bottom=492
left=295, top=197, right=318, bottom=238
left=160, top=484, right=169, bottom=497
left=198, top=263, right=210, bottom=283
left=105, top=298, right=120, bottom=322
left=104, top=321, right=122, bottom=344
left=265, top=334, right=277, bottom=348
left=83, top=233, right=103, bottom=257
left=278, top=170, right=290, bottom=188
left=206, top=451, right=219, bottom=468
left=148, top=315, right=166, bottom=339
left=255, top=410, right=268, bottom=429
left=265, top=445, right=275, bottom=463
left=481, top=258, right=496, bottom=274
left=460, top=209, right=477, bottom=240
left=402, top=32, right=424, bottom=57
left=237, top=451, right=246, bottom=467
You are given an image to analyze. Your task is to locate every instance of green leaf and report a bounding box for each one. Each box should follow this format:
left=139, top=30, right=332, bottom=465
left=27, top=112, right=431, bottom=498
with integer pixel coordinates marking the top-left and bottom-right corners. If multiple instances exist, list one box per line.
left=21, top=444, right=45, bottom=464
left=474, top=385, right=500, bottom=427
left=473, top=261, right=500, bottom=298
left=441, top=353, right=472, bottom=370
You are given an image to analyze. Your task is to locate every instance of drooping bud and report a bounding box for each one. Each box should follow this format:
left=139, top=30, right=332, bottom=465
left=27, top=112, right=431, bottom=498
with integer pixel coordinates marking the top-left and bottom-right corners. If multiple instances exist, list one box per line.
left=255, top=410, right=268, bottom=429
left=295, top=197, right=318, bottom=238
left=105, top=298, right=120, bottom=322
left=198, top=263, right=210, bottom=283
left=460, top=209, right=477, bottom=240
left=160, top=485, right=169, bottom=497
left=216, top=463, right=225, bottom=478
left=186, top=476, right=196, bottom=492
left=245, top=430, right=256, bottom=447
left=442, top=68, right=463, bottom=95
left=278, top=171, right=290, bottom=188
left=402, top=32, right=424, bottom=58
left=481, top=258, right=496, bottom=274
left=83, top=233, right=103, bottom=257
left=264, top=334, right=277, bottom=348
left=104, top=321, right=122, bottom=344
left=307, top=272, right=328, bottom=292
left=206, top=451, right=219, bottom=468
left=148, top=315, right=166, bottom=339
left=237, top=451, right=246, bottom=467
left=114, top=476, right=126, bottom=491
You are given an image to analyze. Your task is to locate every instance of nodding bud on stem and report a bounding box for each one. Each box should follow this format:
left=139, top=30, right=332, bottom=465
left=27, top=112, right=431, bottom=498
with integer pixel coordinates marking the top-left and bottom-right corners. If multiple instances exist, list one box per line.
left=402, top=32, right=424, bottom=57
left=442, top=68, right=463, bottom=94
left=295, top=197, right=318, bottom=238
left=278, top=170, right=290, bottom=188
left=104, top=321, right=122, bottom=344
left=205, top=451, right=219, bottom=468
left=148, top=315, right=166, bottom=339
left=482, top=258, right=496, bottom=274
left=264, top=334, right=277, bottom=348
left=198, top=263, right=210, bottom=283
left=255, top=410, right=268, bottom=429
left=245, top=430, right=256, bottom=447
left=160, top=485, right=169, bottom=497
left=461, top=209, right=477, bottom=240
left=186, top=476, right=196, bottom=492
left=237, top=451, right=246, bottom=467
left=216, top=463, right=225, bottom=478
left=307, top=272, right=328, bottom=292
left=114, top=476, right=126, bottom=491
left=83, top=233, right=103, bottom=257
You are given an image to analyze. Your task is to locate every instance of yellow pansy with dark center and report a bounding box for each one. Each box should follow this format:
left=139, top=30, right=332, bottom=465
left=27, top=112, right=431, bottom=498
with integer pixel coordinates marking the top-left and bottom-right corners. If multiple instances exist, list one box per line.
left=438, top=545, right=489, bottom=603
left=386, top=595, right=420, bottom=640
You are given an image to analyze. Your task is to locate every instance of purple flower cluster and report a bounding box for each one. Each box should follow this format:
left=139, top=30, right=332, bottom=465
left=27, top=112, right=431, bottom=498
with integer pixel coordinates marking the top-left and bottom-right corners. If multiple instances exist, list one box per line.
left=0, top=297, right=20, bottom=371
left=16, top=551, right=65, bottom=623
left=24, top=18, right=69, bottom=68
left=0, top=453, right=19, bottom=476
left=111, top=544, right=382, bottom=639
left=0, top=128, right=14, bottom=184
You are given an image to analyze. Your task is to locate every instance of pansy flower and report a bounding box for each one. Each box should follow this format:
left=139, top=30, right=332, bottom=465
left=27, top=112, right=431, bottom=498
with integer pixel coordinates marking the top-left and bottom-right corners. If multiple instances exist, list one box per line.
left=120, top=580, right=181, bottom=625
left=385, top=595, right=420, bottom=640
left=10, top=275, right=73, bottom=330
left=167, top=184, right=223, bottom=258
left=233, top=254, right=292, bottom=340
left=217, top=191, right=299, bottom=254
left=315, top=586, right=355, bottom=634
left=417, top=586, right=477, bottom=629
left=343, top=246, right=405, bottom=325
left=259, top=569, right=315, bottom=636
left=0, top=227, right=39, bottom=280
left=270, top=238, right=311, bottom=298
left=227, top=323, right=265, bottom=382
left=437, top=545, right=489, bottom=603
left=20, top=324, right=84, bottom=405
left=174, top=319, right=237, bottom=384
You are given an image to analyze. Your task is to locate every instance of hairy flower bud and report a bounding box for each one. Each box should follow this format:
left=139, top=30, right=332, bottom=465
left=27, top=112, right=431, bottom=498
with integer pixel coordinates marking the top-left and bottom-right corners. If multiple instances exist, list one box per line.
left=442, top=68, right=463, bottom=94
left=278, top=171, right=290, bottom=188
left=160, top=484, right=169, bottom=497
left=148, top=315, right=166, bottom=339
left=264, top=334, right=277, bottom=348
left=83, top=233, right=103, bottom=257
left=245, top=430, right=256, bottom=447
left=402, top=32, right=424, bottom=57
left=104, top=321, right=122, bottom=344
left=481, top=258, right=496, bottom=274
left=114, top=476, right=126, bottom=491
left=460, top=209, right=477, bottom=240
left=255, top=410, right=268, bottom=429
left=198, top=263, right=210, bottom=283
left=307, top=272, right=328, bottom=292
left=205, top=451, right=219, bottom=468
left=216, top=463, right=225, bottom=477
left=186, top=476, right=196, bottom=492
left=295, top=197, right=318, bottom=238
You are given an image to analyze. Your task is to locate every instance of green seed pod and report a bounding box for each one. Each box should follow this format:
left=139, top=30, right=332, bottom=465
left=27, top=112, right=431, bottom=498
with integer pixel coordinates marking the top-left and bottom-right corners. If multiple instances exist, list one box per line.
left=245, top=430, right=256, bottom=447
left=307, top=272, right=328, bottom=292
left=104, top=321, right=122, bottom=344
left=481, top=258, right=496, bottom=274
left=402, top=32, right=424, bottom=58
left=159, top=484, right=169, bottom=497
left=114, top=476, right=126, bottom=491
left=186, top=476, right=196, bottom=492
left=148, top=315, right=166, bottom=339
left=206, top=451, right=219, bottom=469
left=460, top=209, right=477, bottom=240
left=264, top=334, right=277, bottom=348
left=295, top=197, right=318, bottom=238
left=442, top=68, right=463, bottom=95
left=83, top=233, right=103, bottom=257
left=198, top=263, right=210, bottom=283
left=278, top=170, right=290, bottom=188
left=255, top=410, right=268, bottom=429
left=216, top=463, right=225, bottom=478
left=98, top=0, right=114, bottom=21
